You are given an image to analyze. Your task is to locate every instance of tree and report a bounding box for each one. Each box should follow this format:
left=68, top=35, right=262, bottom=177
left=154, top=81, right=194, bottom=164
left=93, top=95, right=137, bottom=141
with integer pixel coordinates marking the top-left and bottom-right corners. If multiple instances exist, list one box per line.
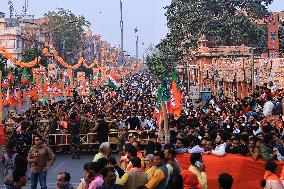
left=0, top=54, right=8, bottom=77
left=18, top=48, right=49, bottom=82
left=44, top=8, right=90, bottom=64
left=22, top=48, right=48, bottom=68
left=156, top=0, right=273, bottom=72
left=0, top=48, right=49, bottom=85
left=146, top=53, right=166, bottom=77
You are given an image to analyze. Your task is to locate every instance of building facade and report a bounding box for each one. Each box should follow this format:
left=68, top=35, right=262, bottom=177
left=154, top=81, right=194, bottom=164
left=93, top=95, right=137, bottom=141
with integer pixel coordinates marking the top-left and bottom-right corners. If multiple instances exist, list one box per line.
left=0, top=14, right=46, bottom=61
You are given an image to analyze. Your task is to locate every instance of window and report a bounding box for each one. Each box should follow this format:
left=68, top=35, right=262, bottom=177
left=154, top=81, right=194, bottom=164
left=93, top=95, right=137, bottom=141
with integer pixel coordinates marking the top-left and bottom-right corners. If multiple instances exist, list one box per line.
left=16, top=39, right=20, bottom=48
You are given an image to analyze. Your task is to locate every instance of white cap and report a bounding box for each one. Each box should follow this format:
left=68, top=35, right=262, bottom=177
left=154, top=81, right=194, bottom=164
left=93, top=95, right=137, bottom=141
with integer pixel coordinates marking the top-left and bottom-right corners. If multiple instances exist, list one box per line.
left=146, top=154, right=155, bottom=161
left=99, top=142, right=110, bottom=150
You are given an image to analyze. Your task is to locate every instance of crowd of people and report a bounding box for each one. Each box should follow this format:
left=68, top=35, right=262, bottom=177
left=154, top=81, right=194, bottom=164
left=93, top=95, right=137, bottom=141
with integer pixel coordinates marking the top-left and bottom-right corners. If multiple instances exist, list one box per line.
left=1, top=70, right=284, bottom=189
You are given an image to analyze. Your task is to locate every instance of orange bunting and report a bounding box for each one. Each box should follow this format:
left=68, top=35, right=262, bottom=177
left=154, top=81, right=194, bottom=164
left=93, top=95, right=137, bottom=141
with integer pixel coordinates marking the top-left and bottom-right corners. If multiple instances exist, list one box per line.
left=42, top=48, right=49, bottom=55
left=0, top=44, right=118, bottom=70
left=16, top=57, right=41, bottom=68
left=82, top=59, right=98, bottom=69
left=0, top=46, right=40, bottom=68
left=50, top=46, right=99, bottom=69
left=0, top=45, right=6, bottom=52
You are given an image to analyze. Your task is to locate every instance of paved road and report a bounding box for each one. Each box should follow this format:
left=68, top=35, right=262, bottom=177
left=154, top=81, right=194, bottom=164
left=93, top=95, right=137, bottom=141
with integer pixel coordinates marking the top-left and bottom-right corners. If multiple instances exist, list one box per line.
left=0, top=154, right=94, bottom=189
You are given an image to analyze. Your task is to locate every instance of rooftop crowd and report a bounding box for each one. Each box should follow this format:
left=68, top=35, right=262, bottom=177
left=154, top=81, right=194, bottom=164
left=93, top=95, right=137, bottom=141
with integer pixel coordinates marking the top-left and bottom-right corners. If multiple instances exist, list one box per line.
left=1, top=71, right=284, bottom=189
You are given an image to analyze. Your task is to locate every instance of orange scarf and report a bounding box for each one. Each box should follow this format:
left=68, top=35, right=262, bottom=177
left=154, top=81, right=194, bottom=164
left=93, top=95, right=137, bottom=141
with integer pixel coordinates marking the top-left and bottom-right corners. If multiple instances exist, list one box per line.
left=264, top=171, right=281, bottom=184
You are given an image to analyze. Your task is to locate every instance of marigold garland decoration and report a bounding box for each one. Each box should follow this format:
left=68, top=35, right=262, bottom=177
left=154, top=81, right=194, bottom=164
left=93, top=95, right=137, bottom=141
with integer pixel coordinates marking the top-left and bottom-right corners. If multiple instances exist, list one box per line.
left=83, top=59, right=98, bottom=69
left=50, top=47, right=83, bottom=69
left=16, top=57, right=41, bottom=68
left=42, top=48, right=49, bottom=56
left=3, top=50, right=16, bottom=62
left=0, top=44, right=118, bottom=70
left=0, top=45, right=40, bottom=68
left=50, top=46, right=100, bottom=69
left=0, top=45, right=6, bottom=52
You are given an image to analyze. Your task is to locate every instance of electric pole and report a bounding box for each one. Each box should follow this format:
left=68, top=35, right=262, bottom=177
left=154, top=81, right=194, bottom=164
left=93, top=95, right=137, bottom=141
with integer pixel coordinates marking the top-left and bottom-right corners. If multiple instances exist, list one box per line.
left=136, top=35, right=139, bottom=60
left=120, top=0, right=124, bottom=65
left=134, top=27, right=139, bottom=62
left=251, top=48, right=254, bottom=95
left=8, top=0, right=14, bottom=18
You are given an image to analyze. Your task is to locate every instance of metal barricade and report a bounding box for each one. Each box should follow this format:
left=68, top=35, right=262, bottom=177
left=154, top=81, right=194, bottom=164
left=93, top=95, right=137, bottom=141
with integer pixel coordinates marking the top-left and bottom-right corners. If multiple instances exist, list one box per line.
left=43, top=130, right=157, bottom=153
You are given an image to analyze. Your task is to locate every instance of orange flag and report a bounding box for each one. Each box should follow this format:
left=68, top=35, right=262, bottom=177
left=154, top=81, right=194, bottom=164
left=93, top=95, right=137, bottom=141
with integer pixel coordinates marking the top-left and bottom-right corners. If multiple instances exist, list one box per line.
left=169, top=71, right=182, bottom=117
left=153, top=106, right=164, bottom=125
left=3, top=94, right=8, bottom=107
left=29, top=88, right=38, bottom=101
left=9, top=93, right=17, bottom=107
left=16, top=90, right=22, bottom=108
left=23, top=90, right=28, bottom=100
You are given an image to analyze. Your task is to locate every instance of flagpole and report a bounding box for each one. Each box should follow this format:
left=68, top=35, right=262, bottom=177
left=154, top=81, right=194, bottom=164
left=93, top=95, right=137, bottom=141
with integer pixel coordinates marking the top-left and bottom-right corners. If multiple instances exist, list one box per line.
left=161, top=101, right=169, bottom=144
left=158, top=103, right=163, bottom=143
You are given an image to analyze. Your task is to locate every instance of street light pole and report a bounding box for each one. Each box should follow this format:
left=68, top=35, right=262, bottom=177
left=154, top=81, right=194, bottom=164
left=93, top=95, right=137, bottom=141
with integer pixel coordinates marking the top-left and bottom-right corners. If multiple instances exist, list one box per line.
left=251, top=48, right=254, bottom=95
left=136, top=35, right=139, bottom=60
left=187, top=62, right=190, bottom=94
left=120, top=0, right=124, bottom=65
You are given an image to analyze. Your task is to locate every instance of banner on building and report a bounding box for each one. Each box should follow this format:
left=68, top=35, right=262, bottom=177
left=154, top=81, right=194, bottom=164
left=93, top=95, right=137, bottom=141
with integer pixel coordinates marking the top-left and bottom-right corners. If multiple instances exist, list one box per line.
left=77, top=72, right=86, bottom=85
left=32, top=68, right=46, bottom=83
left=256, top=59, right=272, bottom=86
left=268, top=14, right=279, bottom=58
left=235, top=59, right=245, bottom=82
left=271, top=59, right=284, bottom=89
left=48, top=64, right=57, bottom=79
left=218, top=59, right=235, bottom=82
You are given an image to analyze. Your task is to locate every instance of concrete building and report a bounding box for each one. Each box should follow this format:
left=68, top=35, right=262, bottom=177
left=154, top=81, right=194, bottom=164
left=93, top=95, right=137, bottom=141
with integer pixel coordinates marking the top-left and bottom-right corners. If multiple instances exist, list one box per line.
left=0, top=13, right=46, bottom=60
left=82, top=26, right=95, bottom=62
left=188, top=35, right=261, bottom=99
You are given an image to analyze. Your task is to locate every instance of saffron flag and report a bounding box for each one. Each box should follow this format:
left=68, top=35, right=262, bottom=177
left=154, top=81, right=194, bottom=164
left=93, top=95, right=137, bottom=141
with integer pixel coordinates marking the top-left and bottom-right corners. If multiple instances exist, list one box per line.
left=7, top=72, right=15, bottom=83
left=169, top=70, right=182, bottom=117
left=7, top=90, right=16, bottom=107
left=15, top=89, right=22, bottom=108
left=153, top=105, right=164, bottom=125
left=2, top=79, right=9, bottom=88
left=29, top=88, right=38, bottom=101
left=22, top=89, right=28, bottom=100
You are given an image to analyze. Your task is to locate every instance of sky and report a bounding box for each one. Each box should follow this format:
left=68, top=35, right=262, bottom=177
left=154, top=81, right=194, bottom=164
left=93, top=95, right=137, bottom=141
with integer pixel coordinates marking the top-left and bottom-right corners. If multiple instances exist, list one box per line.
left=0, top=0, right=283, bottom=58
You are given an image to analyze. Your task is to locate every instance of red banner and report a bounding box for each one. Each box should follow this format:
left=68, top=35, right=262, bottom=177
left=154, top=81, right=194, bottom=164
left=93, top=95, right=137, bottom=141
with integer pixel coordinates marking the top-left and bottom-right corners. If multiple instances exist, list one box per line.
left=176, top=153, right=283, bottom=189
left=268, top=14, right=279, bottom=58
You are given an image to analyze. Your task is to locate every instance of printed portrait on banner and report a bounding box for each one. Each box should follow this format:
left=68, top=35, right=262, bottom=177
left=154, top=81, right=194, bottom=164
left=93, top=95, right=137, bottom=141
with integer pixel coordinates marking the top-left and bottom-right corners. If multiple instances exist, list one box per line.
left=256, top=59, right=272, bottom=86
left=77, top=72, right=86, bottom=86
left=271, top=59, right=284, bottom=89
left=235, top=58, right=245, bottom=82
left=268, top=14, right=279, bottom=58
left=48, top=64, right=57, bottom=80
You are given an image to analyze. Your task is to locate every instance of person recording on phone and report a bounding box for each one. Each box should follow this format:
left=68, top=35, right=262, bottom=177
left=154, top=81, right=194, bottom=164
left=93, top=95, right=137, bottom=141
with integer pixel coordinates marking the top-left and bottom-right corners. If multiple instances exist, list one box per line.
left=27, top=135, right=56, bottom=189
left=188, top=153, right=207, bottom=189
